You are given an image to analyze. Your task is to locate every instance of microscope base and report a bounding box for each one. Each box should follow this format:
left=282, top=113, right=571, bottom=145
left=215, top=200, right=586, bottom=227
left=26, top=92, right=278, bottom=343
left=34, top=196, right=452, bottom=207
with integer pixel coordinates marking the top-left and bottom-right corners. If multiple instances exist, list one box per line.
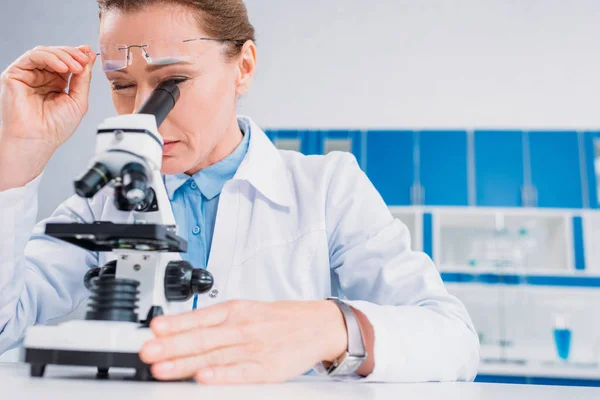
left=24, top=320, right=155, bottom=380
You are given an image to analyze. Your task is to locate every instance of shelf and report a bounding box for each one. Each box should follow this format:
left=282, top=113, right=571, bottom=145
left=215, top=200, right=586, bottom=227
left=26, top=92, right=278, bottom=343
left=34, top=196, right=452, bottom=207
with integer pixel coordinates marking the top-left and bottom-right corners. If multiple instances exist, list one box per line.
left=479, top=358, right=600, bottom=380
left=435, top=210, right=571, bottom=272
left=438, top=265, right=600, bottom=277
left=386, top=205, right=600, bottom=218
left=383, top=205, right=600, bottom=382
left=583, top=213, right=600, bottom=274
left=450, top=286, right=600, bottom=382
left=388, top=207, right=421, bottom=216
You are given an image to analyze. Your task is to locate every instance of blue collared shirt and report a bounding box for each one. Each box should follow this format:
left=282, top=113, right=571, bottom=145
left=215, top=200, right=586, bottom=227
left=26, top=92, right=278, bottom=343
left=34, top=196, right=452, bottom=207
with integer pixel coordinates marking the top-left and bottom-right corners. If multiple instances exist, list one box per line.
left=164, top=120, right=250, bottom=306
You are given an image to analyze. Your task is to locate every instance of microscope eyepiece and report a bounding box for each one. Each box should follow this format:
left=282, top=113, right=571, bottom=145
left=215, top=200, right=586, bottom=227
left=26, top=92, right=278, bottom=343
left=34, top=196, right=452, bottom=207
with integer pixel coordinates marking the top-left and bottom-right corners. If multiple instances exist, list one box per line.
left=137, top=79, right=181, bottom=128
left=74, top=162, right=112, bottom=198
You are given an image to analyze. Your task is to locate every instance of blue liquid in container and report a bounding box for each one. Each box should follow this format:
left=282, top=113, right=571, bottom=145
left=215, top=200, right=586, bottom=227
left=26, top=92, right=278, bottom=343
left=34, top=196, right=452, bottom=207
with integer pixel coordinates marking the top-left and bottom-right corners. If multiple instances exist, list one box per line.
left=554, top=329, right=572, bottom=361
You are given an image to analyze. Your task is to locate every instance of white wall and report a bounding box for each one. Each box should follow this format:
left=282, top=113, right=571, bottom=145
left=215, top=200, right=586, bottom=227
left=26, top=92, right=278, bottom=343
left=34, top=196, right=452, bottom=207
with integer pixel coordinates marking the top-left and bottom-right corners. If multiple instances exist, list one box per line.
left=242, top=0, right=600, bottom=130
left=1, top=0, right=600, bottom=217
left=0, top=0, right=111, bottom=220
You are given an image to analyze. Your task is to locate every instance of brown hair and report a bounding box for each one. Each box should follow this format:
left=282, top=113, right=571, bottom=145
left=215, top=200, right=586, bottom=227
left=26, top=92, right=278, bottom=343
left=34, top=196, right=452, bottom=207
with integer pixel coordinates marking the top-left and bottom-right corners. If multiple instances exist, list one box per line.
left=97, top=0, right=256, bottom=59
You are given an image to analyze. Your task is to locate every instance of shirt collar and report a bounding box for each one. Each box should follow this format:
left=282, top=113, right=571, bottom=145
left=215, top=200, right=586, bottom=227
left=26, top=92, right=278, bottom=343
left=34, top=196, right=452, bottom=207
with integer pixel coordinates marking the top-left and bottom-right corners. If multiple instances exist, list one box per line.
left=164, top=118, right=250, bottom=200
left=164, top=116, right=294, bottom=207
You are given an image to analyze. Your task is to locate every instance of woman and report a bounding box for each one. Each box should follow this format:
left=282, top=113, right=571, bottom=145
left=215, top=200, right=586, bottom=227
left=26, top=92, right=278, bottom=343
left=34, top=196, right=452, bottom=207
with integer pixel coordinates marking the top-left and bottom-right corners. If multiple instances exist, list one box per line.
left=0, top=0, right=479, bottom=384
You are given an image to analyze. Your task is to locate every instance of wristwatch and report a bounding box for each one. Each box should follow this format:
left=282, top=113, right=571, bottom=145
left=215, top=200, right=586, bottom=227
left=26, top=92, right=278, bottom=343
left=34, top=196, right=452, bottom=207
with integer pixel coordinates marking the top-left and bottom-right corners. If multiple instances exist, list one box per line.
left=319, top=297, right=368, bottom=377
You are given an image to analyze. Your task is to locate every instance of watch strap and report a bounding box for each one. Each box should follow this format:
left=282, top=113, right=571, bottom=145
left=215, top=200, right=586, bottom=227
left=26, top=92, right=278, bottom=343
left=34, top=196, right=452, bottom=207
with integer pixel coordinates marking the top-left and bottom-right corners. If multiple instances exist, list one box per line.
left=327, top=297, right=366, bottom=357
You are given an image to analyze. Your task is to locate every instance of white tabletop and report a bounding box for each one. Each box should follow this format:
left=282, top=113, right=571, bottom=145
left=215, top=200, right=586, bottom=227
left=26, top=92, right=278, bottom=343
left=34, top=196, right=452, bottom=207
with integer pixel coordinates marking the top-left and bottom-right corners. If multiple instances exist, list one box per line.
left=2, top=363, right=599, bottom=400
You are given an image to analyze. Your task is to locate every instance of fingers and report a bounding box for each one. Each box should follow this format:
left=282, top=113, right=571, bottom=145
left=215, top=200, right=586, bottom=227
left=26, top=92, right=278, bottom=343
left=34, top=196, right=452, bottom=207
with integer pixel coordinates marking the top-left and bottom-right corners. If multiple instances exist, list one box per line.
left=20, top=46, right=89, bottom=74
left=195, top=363, right=266, bottom=385
left=1, top=50, right=69, bottom=93
left=75, top=45, right=97, bottom=61
left=50, top=48, right=85, bottom=74
left=3, top=46, right=96, bottom=98
left=150, top=302, right=233, bottom=337
left=68, top=46, right=96, bottom=113
left=57, top=46, right=91, bottom=69
left=151, top=346, right=247, bottom=381
left=6, top=68, right=68, bottom=93
left=21, top=50, right=69, bottom=74
left=140, top=325, right=244, bottom=363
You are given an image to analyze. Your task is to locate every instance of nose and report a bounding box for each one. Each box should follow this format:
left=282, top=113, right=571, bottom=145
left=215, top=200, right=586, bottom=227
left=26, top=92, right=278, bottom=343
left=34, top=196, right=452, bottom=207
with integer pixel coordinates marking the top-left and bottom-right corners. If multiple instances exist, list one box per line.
left=133, top=86, right=155, bottom=113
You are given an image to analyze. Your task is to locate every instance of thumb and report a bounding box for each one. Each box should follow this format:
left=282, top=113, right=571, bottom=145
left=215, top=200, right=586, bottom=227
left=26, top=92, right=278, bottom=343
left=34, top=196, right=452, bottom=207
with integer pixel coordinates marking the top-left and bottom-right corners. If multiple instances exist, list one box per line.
left=68, top=45, right=97, bottom=114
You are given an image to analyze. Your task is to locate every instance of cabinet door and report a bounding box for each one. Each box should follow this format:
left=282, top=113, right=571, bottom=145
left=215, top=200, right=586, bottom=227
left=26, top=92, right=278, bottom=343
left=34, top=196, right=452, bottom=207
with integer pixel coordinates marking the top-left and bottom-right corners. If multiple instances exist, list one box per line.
left=583, top=131, right=600, bottom=209
left=475, top=130, right=525, bottom=207
left=318, top=130, right=364, bottom=168
left=529, top=131, right=583, bottom=208
left=365, top=130, right=415, bottom=206
left=265, top=130, right=319, bottom=155
left=420, top=130, right=469, bottom=206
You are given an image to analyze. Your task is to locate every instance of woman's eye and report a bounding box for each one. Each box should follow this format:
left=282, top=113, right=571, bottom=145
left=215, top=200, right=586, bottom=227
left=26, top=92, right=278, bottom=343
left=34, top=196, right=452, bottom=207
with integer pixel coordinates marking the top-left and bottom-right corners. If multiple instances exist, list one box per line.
left=111, top=83, right=136, bottom=91
left=110, top=77, right=188, bottom=92
left=166, top=77, right=189, bottom=85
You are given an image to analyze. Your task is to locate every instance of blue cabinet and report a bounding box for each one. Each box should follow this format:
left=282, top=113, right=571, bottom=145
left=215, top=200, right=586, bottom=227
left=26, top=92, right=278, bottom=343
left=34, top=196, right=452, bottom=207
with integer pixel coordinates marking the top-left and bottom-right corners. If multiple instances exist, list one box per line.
left=266, top=128, right=588, bottom=209
left=264, top=130, right=320, bottom=155
left=419, top=130, right=469, bottom=206
left=583, top=131, right=600, bottom=209
left=365, top=130, right=415, bottom=205
left=317, top=130, right=365, bottom=168
left=474, top=130, right=525, bottom=207
left=529, top=131, right=583, bottom=208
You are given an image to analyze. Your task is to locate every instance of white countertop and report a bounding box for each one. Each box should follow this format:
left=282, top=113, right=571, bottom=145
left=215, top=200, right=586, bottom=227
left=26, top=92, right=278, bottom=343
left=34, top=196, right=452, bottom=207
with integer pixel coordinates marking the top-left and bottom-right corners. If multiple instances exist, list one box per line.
left=2, top=363, right=600, bottom=400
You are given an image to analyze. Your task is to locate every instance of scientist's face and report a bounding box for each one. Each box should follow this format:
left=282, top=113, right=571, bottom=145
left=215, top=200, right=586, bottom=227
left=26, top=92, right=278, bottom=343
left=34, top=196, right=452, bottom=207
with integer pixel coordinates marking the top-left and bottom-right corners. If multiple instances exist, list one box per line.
left=99, top=4, right=255, bottom=175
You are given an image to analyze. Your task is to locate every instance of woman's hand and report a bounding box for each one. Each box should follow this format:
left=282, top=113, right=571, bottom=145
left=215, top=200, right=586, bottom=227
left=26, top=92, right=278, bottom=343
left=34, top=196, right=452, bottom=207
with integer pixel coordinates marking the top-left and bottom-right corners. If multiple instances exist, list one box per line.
left=139, top=300, right=353, bottom=384
left=0, top=45, right=96, bottom=190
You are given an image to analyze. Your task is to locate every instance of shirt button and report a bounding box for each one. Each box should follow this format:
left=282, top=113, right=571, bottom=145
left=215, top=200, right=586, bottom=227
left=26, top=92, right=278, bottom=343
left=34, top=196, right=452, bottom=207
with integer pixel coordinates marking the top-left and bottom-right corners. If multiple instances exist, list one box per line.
left=190, top=181, right=197, bottom=189
left=209, top=289, right=219, bottom=299
left=192, top=226, right=201, bottom=235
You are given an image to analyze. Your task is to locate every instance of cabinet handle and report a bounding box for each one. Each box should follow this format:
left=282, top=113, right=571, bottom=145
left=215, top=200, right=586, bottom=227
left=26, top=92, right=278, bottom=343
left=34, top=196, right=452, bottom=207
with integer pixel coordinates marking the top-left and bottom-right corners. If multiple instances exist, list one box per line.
left=521, top=184, right=538, bottom=207
left=411, top=183, right=424, bottom=205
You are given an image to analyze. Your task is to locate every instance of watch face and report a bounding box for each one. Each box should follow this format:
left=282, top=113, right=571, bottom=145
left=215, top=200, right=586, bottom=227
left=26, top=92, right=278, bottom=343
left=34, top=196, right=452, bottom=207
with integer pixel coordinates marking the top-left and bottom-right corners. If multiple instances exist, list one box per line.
left=331, top=355, right=366, bottom=376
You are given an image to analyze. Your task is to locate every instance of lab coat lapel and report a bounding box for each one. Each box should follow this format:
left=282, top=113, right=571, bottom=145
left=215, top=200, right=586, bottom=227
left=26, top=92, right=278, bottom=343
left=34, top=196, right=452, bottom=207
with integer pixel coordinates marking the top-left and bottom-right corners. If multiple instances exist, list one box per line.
left=195, top=179, right=240, bottom=308
left=195, top=117, right=294, bottom=307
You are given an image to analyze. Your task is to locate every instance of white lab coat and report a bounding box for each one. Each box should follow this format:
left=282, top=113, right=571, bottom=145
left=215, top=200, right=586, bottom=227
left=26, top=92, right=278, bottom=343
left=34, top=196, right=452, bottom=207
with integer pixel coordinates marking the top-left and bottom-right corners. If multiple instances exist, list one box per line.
left=0, top=117, right=479, bottom=382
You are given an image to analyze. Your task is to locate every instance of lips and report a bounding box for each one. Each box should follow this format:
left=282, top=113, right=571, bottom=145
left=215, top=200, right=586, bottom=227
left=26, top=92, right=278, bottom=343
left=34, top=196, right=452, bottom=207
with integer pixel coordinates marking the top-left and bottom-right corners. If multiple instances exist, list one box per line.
left=163, top=140, right=180, bottom=155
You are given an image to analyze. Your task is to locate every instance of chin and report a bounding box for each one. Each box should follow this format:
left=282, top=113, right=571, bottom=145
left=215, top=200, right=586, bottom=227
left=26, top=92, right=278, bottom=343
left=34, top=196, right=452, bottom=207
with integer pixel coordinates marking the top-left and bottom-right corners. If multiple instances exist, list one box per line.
left=160, top=157, right=188, bottom=176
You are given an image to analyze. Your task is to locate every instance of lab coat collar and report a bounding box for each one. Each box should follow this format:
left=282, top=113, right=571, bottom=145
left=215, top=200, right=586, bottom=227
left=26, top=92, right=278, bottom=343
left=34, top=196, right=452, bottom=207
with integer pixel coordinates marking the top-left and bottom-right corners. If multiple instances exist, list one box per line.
left=233, top=116, right=294, bottom=208
left=163, top=117, right=250, bottom=201
left=163, top=116, right=293, bottom=207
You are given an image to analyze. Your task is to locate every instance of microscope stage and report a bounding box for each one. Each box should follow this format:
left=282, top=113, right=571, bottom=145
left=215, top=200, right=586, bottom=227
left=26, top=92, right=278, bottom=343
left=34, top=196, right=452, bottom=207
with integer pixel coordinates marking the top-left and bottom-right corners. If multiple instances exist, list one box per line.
left=45, top=222, right=187, bottom=252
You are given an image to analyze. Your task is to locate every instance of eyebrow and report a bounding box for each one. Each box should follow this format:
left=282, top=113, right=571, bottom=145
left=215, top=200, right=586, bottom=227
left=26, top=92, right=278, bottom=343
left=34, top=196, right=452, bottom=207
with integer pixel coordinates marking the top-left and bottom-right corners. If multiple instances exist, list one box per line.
left=110, top=60, right=195, bottom=74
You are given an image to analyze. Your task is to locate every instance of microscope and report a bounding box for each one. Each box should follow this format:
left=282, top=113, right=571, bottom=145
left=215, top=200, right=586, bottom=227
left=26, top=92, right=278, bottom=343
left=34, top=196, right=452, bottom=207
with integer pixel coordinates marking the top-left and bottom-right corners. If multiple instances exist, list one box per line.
left=23, top=80, right=214, bottom=380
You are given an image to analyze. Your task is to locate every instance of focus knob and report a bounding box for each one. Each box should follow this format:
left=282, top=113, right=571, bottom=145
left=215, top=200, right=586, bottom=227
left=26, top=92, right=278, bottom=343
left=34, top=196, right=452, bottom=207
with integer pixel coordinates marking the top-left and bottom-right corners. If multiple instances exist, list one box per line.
left=164, top=261, right=214, bottom=301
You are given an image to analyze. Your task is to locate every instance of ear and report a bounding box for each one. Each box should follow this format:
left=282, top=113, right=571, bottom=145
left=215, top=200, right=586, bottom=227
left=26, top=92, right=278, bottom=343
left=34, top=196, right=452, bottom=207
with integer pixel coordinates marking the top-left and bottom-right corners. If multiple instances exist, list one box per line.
left=235, top=40, right=257, bottom=97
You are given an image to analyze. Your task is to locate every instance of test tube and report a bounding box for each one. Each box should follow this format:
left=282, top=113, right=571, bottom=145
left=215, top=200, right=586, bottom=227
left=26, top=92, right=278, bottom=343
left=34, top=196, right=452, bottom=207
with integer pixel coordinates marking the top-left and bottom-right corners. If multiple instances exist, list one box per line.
left=553, top=314, right=572, bottom=362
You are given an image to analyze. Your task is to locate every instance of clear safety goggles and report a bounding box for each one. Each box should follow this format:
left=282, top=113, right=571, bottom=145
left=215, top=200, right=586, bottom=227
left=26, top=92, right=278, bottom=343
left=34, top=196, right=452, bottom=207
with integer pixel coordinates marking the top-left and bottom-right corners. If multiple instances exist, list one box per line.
left=96, top=37, right=245, bottom=72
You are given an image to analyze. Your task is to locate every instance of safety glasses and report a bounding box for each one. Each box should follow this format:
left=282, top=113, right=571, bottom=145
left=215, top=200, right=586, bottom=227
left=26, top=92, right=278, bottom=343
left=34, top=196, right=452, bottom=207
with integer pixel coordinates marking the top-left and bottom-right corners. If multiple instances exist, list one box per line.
left=95, top=37, right=245, bottom=72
